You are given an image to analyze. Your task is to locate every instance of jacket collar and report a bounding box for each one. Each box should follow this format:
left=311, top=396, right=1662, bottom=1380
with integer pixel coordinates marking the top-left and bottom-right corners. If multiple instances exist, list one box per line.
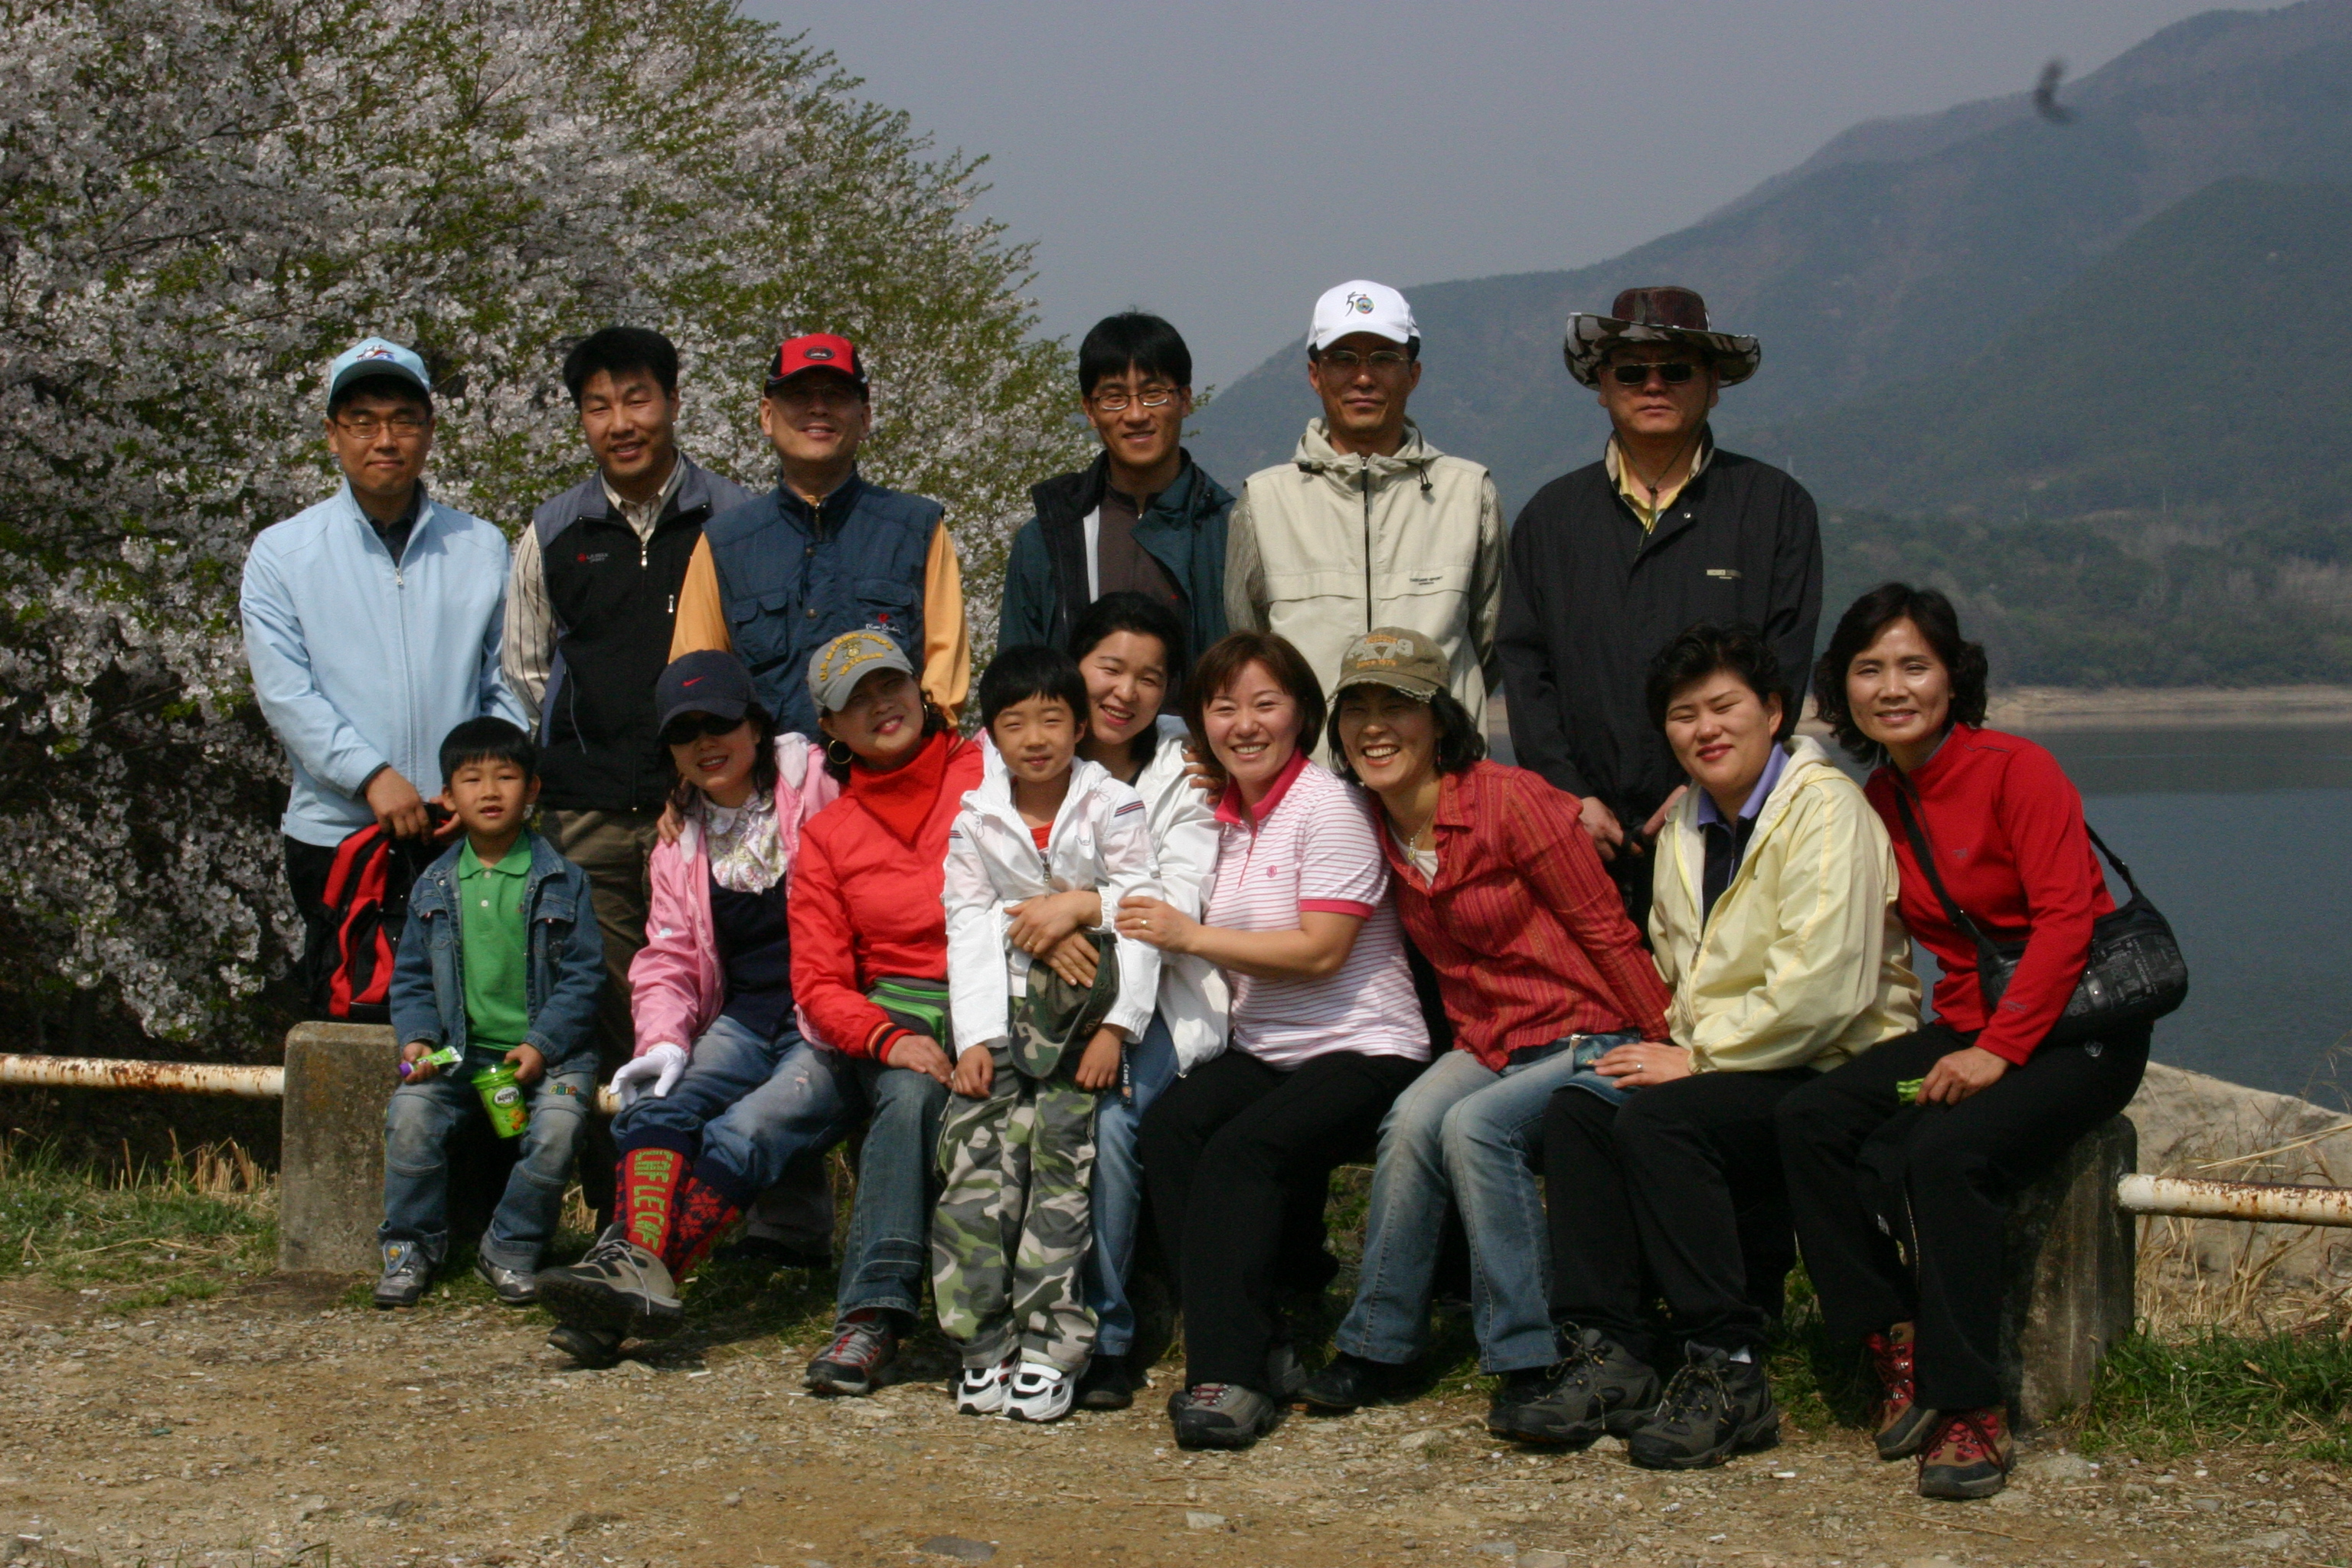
left=1292, top=419, right=1440, bottom=491
left=776, top=469, right=867, bottom=535
left=1032, top=450, right=1227, bottom=531
left=1671, top=733, right=1834, bottom=913
left=334, top=479, right=437, bottom=554
left=414, top=828, right=576, bottom=919
left=558, top=453, right=718, bottom=531
left=964, top=755, right=1112, bottom=837
left=1602, top=426, right=1716, bottom=550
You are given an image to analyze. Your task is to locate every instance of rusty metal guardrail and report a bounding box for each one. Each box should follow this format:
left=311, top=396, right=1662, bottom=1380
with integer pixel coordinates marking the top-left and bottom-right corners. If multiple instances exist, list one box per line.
left=2115, top=1171, right=2352, bottom=1227
left=0, top=1052, right=620, bottom=1116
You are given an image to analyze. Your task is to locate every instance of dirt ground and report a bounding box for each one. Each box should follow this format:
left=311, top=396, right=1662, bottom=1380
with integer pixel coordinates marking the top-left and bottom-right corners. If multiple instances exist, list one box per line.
left=2, top=1271, right=2346, bottom=1568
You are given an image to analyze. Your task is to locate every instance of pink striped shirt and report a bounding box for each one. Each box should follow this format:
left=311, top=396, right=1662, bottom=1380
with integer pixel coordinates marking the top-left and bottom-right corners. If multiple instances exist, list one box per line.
left=1205, top=750, right=1430, bottom=1070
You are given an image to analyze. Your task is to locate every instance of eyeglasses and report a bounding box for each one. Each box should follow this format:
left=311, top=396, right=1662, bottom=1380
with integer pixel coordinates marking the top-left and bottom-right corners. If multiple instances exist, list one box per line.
left=769, top=383, right=866, bottom=413
left=661, top=714, right=744, bottom=746
left=1607, top=361, right=1700, bottom=387
left=335, top=412, right=430, bottom=439
left=1318, top=348, right=1412, bottom=373
left=1089, top=387, right=1180, bottom=412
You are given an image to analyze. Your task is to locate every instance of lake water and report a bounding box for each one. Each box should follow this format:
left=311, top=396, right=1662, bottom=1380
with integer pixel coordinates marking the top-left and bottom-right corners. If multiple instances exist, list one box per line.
left=1491, top=721, right=2352, bottom=1106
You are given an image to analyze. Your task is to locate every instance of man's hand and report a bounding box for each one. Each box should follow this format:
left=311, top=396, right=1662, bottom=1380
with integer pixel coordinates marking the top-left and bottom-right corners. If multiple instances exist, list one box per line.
left=1577, top=794, right=1627, bottom=861
left=1007, top=890, right=1098, bottom=956
left=655, top=799, right=685, bottom=847
left=611, top=1041, right=688, bottom=1106
left=1919, top=1044, right=2010, bottom=1106
left=1594, top=1040, right=1694, bottom=1088
left=399, top=1040, right=440, bottom=1082
left=1042, top=931, right=1101, bottom=988
left=1114, top=894, right=1197, bottom=956
left=504, top=1043, right=545, bottom=1088
left=1073, top=1026, right=1124, bottom=1092
left=1640, top=786, right=1688, bottom=844
left=1181, top=741, right=1221, bottom=798
left=951, top=1045, right=995, bottom=1099
left=366, top=768, right=437, bottom=841
left=887, top=1032, right=954, bottom=1086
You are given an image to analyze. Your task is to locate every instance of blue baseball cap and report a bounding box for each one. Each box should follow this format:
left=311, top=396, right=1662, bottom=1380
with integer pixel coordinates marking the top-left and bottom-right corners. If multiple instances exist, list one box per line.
left=327, top=337, right=431, bottom=409
left=655, top=650, right=757, bottom=735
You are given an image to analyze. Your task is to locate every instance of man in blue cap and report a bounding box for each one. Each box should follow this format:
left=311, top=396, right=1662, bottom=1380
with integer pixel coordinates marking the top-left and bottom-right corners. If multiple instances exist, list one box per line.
left=242, top=336, right=530, bottom=1005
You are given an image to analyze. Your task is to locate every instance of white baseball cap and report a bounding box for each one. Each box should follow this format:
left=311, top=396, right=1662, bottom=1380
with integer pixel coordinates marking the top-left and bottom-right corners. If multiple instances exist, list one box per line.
left=1308, top=279, right=1418, bottom=354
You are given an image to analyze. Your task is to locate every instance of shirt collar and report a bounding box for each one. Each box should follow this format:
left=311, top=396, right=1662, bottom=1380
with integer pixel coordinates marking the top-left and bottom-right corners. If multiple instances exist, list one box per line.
left=1214, top=745, right=1312, bottom=827
left=600, top=455, right=685, bottom=539
left=1605, top=429, right=1713, bottom=531
left=458, top=836, right=533, bottom=878
left=779, top=469, right=863, bottom=530
left=1695, top=740, right=1788, bottom=829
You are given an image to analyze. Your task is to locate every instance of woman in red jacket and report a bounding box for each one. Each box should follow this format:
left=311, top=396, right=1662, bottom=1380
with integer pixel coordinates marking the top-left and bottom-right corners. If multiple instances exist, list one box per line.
left=1779, top=583, right=2148, bottom=1502
left=788, top=628, right=984, bottom=1397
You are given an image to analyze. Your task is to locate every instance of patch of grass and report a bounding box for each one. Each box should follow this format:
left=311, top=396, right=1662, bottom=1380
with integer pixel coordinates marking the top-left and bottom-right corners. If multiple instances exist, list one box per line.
left=0, top=1131, right=274, bottom=1305
left=2081, top=1328, right=2352, bottom=1458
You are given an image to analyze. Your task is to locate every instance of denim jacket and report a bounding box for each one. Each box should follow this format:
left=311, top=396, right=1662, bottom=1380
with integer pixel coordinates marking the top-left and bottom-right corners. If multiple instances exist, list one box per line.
left=388, top=830, right=605, bottom=1067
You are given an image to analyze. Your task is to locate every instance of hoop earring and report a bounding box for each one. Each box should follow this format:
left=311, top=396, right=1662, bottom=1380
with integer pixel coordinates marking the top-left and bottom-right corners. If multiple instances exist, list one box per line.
left=825, top=737, right=855, bottom=768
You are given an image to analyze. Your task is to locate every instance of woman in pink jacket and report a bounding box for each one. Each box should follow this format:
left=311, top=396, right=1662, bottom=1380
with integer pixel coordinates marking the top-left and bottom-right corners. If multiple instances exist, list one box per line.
left=536, top=651, right=836, bottom=1365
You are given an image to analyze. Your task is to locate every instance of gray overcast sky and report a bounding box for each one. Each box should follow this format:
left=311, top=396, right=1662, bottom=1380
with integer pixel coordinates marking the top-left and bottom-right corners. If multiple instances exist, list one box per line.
left=750, top=1, right=2259, bottom=386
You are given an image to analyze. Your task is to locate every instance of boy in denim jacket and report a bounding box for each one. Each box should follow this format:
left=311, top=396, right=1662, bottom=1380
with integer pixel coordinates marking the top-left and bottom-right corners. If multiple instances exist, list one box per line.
left=377, top=718, right=606, bottom=1308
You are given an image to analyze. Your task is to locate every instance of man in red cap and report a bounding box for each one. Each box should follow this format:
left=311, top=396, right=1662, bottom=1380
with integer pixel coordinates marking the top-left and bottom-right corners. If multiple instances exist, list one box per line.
left=668, top=334, right=969, bottom=735
left=1498, top=286, right=1821, bottom=929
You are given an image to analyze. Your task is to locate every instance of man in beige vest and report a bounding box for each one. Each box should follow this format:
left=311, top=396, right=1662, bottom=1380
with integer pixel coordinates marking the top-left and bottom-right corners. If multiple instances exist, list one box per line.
left=1225, top=281, right=1504, bottom=752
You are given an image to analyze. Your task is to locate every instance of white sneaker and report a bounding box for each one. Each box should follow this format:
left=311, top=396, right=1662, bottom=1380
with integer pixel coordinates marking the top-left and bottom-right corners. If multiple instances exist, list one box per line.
left=956, top=1354, right=1018, bottom=1416
left=1006, top=1360, right=1074, bottom=1423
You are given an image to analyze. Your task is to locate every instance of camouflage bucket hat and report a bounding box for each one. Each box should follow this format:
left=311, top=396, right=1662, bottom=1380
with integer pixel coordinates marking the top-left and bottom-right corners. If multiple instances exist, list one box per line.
left=1564, top=286, right=1760, bottom=387
left=1008, top=932, right=1119, bottom=1081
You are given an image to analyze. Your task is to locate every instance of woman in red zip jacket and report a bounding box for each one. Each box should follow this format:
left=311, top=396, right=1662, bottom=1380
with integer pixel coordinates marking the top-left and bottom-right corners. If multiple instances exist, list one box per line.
left=1778, top=583, right=2148, bottom=1503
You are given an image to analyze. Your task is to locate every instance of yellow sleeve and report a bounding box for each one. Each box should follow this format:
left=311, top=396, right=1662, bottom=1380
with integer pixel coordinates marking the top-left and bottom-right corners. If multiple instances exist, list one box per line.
left=922, top=521, right=970, bottom=723
left=668, top=536, right=730, bottom=661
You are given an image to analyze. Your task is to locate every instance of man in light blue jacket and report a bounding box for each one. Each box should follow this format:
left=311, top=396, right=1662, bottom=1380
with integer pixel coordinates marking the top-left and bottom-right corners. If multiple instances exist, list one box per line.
left=242, top=337, right=529, bottom=1005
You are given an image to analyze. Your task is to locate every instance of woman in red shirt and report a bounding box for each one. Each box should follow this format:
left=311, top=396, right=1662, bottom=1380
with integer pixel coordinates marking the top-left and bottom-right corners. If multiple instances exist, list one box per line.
left=1780, top=583, right=2149, bottom=1502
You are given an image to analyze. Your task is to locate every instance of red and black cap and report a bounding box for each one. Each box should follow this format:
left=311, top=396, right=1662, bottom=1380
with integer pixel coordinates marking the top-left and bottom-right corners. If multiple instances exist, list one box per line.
left=766, top=333, right=867, bottom=391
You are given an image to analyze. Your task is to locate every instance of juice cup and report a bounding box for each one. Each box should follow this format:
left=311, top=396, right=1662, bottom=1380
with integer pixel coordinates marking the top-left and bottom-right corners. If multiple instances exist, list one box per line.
left=472, top=1063, right=530, bottom=1139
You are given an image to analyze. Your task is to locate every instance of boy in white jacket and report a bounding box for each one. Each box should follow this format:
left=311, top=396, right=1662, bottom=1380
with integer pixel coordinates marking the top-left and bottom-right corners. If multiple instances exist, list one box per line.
left=936, top=646, right=1161, bottom=1421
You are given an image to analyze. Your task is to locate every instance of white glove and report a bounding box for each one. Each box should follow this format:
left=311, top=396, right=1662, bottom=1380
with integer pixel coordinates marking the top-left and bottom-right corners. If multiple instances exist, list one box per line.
left=612, top=1042, right=688, bottom=1108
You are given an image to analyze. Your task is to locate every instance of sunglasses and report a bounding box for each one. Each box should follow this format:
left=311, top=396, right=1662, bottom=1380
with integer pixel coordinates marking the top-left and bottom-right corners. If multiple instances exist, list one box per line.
left=1607, top=361, right=1700, bottom=386
left=661, top=713, right=745, bottom=746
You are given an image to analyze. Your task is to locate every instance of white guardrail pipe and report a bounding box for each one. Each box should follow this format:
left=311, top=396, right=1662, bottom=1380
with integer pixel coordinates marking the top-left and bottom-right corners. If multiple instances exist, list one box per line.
left=2116, top=1172, right=2352, bottom=1228
left=0, top=1052, right=622, bottom=1115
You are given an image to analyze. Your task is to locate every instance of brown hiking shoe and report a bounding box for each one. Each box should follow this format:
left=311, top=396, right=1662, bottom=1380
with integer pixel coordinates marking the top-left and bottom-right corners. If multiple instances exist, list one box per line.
left=1867, top=1325, right=1938, bottom=1460
left=1917, top=1407, right=2013, bottom=1500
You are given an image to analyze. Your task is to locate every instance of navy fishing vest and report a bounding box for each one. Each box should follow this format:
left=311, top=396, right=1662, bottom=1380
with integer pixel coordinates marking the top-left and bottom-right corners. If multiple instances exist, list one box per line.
left=703, top=471, right=942, bottom=736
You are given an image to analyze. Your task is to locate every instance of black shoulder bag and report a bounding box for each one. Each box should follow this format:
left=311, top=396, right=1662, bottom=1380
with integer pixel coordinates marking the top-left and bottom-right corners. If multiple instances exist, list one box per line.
left=1890, top=788, right=2187, bottom=1049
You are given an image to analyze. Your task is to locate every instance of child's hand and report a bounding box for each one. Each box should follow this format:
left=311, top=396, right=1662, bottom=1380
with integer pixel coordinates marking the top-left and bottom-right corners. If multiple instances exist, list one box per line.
left=1043, top=931, right=1101, bottom=988
left=505, top=1044, right=545, bottom=1088
left=952, top=1046, right=995, bottom=1099
left=1006, top=890, right=1098, bottom=956
left=399, top=1041, right=439, bottom=1082
left=1073, top=1027, right=1124, bottom=1092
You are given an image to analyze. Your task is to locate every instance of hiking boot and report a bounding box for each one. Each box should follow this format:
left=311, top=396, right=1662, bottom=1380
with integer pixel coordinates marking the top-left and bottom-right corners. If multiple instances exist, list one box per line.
left=533, top=1224, right=682, bottom=1339
left=1625, top=1345, right=1781, bottom=1470
left=1168, top=1383, right=1279, bottom=1449
left=547, top=1324, right=623, bottom=1370
left=1007, top=1361, right=1076, bottom=1423
left=1296, top=1351, right=1413, bottom=1414
left=473, top=1257, right=538, bottom=1306
left=806, top=1308, right=899, bottom=1397
left=1490, top=1326, right=1661, bottom=1446
left=373, top=1241, right=430, bottom=1309
left=1075, top=1351, right=1137, bottom=1412
left=1917, top=1408, right=2012, bottom=1500
left=1867, top=1325, right=1939, bottom=1461
left=955, top=1353, right=1018, bottom=1417
left=1264, top=1341, right=1308, bottom=1401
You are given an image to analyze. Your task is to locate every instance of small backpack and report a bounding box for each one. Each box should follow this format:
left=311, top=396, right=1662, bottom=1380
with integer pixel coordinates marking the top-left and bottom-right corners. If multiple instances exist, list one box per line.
left=315, top=824, right=435, bottom=1022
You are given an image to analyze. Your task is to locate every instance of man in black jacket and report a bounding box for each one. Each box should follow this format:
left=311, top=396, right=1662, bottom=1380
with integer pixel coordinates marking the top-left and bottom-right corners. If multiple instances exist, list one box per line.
left=1498, top=287, right=1821, bottom=926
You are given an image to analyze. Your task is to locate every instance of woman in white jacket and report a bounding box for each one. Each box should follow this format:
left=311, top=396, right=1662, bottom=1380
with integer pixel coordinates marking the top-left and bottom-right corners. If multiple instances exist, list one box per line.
left=988, top=592, right=1223, bottom=1410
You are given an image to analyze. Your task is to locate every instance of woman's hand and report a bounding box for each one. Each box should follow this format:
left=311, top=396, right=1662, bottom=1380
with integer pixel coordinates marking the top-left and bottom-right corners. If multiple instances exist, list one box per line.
left=887, top=1032, right=954, bottom=1086
left=951, top=1045, right=995, bottom=1099
left=1006, top=890, right=1099, bottom=956
left=1919, top=1044, right=2009, bottom=1106
left=1114, top=894, right=1198, bottom=956
left=1042, top=931, right=1101, bottom=988
left=1073, top=1026, right=1125, bottom=1092
left=1594, top=1040, right=1694, bottom=1088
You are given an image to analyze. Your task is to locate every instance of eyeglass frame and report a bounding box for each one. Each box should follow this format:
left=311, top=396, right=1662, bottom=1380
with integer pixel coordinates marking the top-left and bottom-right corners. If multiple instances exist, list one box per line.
left=330, top=410, right=432, bottom=439
left=1604, top=358, right=1708, bottom=387
left=1313, top=347, right=1416, bottom=374
left=1085, top=384, right=1184, bottom=413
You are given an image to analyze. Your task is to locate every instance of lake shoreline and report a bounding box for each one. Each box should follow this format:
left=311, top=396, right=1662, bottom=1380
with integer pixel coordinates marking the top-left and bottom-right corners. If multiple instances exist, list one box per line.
left=1986, top=684, right=2352, bottom=730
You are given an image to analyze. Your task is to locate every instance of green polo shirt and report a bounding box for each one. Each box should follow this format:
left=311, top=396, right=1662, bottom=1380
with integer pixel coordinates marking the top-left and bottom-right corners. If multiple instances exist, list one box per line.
left=457, top=836, right=533, bottom=1051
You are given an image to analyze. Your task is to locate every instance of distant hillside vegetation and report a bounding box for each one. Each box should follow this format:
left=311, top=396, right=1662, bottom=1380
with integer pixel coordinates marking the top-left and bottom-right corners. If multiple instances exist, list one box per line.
left=1804, top=177, right=2352, bottom=688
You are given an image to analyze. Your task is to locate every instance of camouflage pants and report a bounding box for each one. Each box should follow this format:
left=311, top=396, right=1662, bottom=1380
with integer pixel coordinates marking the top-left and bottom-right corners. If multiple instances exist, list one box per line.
left=931, top=1044, right=1099, bottom=1371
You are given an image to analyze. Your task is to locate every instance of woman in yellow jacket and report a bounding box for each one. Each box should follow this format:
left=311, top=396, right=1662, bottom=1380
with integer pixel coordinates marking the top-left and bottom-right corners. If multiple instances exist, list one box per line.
left=1534, top=623, right=1918, bottom=1470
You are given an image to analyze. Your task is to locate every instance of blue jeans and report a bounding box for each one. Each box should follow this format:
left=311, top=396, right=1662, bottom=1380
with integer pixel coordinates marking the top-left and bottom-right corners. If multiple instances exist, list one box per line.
left=612, top=1019, right=946, bottom=1322
left=381, top=1050, right=596, bottom=1272
left=1081, top=1012, right=1180, bottom=1357
left=1334, top=1032, right=1638, bottom=1374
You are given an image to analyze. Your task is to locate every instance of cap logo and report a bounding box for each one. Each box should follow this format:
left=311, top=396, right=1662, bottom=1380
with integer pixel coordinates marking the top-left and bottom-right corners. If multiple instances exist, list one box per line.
left=357, top=345, right=395, bottom=361
left=682, top=676, right=703, bottom=687
left=803, top=347, right=834, bottom=361
left=1347, top=292, right=1375, bottom=315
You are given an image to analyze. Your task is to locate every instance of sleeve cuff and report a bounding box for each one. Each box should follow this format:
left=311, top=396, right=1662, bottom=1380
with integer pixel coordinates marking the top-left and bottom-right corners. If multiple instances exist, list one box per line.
left=867, top=1023, right=909, bottom=1060
left=1298, top=898, right=1374, bottom=918
left=1978, top=1033, right=2037, bottom=1067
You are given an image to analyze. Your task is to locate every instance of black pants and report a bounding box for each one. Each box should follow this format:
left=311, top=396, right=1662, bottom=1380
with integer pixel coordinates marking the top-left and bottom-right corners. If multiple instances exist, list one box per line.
left=1141, top=1047, right=1424, bottom=1390
left=1775, top=1021, right=2149, bottom=1410
left=283, top=837, right=339, bottom=1013
left=1543, top=1069, right=1811, bottom=1361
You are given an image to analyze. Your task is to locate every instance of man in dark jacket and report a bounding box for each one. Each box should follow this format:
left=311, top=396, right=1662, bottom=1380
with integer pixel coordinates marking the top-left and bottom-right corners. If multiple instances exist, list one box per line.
left=1498, top=287, right=1821, bottom=925
left=997, top=313, right=1232, bottom=664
